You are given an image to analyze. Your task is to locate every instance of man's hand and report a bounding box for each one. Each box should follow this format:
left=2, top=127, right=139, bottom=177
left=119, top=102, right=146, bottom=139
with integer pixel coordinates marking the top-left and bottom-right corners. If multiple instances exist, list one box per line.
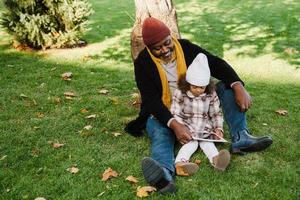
left=169, top=119, right=192, bottom=144
left=213, top=129, right=224, bottom=140
left=232, top=82, right=252, bottom=112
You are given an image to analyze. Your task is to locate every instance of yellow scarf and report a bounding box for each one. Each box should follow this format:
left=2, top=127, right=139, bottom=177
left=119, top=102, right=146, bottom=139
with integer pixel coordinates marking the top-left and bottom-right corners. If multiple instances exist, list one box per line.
left=146, top=37, right=187, bottom=109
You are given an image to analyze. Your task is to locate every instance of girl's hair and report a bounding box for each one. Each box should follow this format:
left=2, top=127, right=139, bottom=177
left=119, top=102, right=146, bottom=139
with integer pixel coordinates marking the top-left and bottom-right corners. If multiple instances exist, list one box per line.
left=178, top=73, right=215, bottom=94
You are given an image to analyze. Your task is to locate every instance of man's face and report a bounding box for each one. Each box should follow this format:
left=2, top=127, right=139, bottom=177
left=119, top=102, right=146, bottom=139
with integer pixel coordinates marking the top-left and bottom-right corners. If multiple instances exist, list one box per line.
left=149, top=35, right=174, bottom=62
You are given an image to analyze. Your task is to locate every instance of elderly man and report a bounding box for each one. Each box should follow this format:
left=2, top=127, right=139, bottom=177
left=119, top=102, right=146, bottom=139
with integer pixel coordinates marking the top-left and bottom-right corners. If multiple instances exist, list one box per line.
left=125, top=17, right=272, bottom=194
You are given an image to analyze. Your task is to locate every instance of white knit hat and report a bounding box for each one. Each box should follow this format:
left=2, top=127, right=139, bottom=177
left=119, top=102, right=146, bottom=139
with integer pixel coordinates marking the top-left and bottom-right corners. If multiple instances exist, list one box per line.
left=186, top=53, right=211, bottom=86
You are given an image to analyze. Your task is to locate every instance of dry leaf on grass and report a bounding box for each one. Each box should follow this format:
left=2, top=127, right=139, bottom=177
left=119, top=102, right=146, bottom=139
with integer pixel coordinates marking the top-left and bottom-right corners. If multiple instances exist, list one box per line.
left=52, top=143, right=64, bottom=149
left=67, top=166, right=79, bottom=174
left=83, top=125, right=93, bottom=130
left=61, top=72, right=73, bottom=81
left=64, top=92, right=76, bottom=100
left=136, top=186, right=156, bottom=198
left=35, top=197, right=46, bottom=200
left=101, top=167, right=118, bottom=181
left=275, top=109, right=288, bottom=116
left=36, top=112, right=45, bottom=118
left=20, top=93, right=29, bottom=98
left=54, top=97, right=61, bottom=104
left=112, top=132, right=122, bottom=137
left=194, top=159, right=202, bottom=165
left=80, top=108, right=89, bottom=113
left=85, top=114, right=96, bottom=119
left=126, top=175, right=138, bottom=184
left=99, top=89, right=109, bottom=94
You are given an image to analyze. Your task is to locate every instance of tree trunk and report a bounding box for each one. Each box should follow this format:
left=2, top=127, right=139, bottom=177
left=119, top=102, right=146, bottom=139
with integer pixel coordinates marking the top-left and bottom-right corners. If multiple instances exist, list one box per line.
left=131, top=0, right=180, bottom=61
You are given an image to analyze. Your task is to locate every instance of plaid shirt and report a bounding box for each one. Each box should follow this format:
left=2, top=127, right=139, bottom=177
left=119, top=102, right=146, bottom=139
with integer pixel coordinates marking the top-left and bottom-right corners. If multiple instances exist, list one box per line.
left=170, top=89, right=223, bottom=139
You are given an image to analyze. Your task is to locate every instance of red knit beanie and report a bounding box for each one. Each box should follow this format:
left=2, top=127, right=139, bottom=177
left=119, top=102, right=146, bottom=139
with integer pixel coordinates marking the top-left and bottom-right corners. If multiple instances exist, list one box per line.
left=142, top=17, right=171, bottom=46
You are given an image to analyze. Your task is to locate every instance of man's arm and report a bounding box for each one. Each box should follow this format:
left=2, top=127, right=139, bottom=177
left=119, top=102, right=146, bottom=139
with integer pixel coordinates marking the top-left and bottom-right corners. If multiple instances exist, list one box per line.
left=231, top=82, right=252, bottom=112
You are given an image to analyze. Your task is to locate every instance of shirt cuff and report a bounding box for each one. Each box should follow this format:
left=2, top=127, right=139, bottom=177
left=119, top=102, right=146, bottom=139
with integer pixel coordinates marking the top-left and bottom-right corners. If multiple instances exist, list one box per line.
left=167, top=118, right=175, bottom=128
left=230, top=81, right=242, bottom=88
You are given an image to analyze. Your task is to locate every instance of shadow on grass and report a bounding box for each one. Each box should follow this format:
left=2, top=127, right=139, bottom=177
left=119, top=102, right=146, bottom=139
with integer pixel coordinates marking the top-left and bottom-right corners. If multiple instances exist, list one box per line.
left=177, top=0, right=300, bottom=69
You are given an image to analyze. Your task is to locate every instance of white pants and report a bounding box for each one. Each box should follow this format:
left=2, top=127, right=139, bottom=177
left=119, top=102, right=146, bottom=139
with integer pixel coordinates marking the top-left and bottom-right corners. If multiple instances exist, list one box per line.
left=175, top=140, right=219, bottom=164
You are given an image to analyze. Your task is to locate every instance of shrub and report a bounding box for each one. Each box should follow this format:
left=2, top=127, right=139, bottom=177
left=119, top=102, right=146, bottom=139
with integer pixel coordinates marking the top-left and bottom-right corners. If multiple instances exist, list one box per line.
left=0, top=0, right=93, bottom=49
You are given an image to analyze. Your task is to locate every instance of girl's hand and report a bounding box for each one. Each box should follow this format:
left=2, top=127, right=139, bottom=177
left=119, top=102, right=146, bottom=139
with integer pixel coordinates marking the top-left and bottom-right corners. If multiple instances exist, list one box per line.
left=214, top=129, right=223, bottom=140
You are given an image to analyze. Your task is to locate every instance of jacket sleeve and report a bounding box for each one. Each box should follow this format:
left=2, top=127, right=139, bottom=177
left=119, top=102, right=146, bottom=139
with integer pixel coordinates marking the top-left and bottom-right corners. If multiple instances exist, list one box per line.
left=208, top=91, right=223, bottom=130
left=181, top=39, right=244, bottom=88
left=134, top=57, right=173, bottom=126
left=170, top=89, right=185, bottom=124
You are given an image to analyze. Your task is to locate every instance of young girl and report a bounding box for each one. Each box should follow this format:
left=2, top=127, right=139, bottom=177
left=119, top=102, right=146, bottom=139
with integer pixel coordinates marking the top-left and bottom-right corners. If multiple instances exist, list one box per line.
left=170, top=53, right=230, bottom=176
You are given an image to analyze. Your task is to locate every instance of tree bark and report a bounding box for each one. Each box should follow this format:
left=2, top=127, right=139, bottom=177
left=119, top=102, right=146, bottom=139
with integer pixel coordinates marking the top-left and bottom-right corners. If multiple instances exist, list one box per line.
left=131, top=0, right=180, bottom=61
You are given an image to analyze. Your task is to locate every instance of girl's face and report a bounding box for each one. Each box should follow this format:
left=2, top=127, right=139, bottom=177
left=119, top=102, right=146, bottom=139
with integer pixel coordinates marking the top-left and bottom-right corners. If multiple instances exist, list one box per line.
left=190, top=85, right=206, bottom=96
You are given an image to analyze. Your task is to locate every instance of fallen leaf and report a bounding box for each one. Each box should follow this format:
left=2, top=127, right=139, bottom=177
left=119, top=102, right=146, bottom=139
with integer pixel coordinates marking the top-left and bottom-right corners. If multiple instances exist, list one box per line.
left=61, top=72, right=73, bottom=81
left=253, top=182, right=259, bottom=188
left=65, top=96, right=74, bottom=100
left=0, top=155, right=7, bottom=160
left=112, top=132, right=122, bottom=137
left=52, top=143, right=64, bottom=149
left=126, top=175, right=138, bottom=184
left=194, top=159, right=202, bottom=165
left=36, top=112, right=45, bottom=118
left=136, top=186, right=156, bottom=198
left=33, top=126, right=40, bottom=130
left=99, top=89, right=109, bottom=94
left=262, top=123, right=268, bottom=126
left=97, top=192, right=105, bottom=197
left=101, top=167, right=118, bottom=181
left=20, top=93, right=28, bottom=98
left=83, top=125, right=93, bottom=130
left=54, top=97, right=61, bottom=104
left=35, top=197, right=46, bottom=200
left=64, top=92, right=76, bottom=97
left=67, top=166, right=79, bottom=174
left=275, top=109, right=288, bottom=116
left=85, top=114, right=96, bottom=119
left=100, top=127, right=108, bottom=133
left=80, top=108, right=89, bottom=113
left=51, top=67, right=57, bottom=71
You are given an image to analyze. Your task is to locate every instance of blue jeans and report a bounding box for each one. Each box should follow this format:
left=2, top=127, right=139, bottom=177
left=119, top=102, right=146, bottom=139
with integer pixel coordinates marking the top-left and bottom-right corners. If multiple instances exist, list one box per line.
left=145, top=82, right=248, bottom=178
left=146, top=116, right=175, bottom=181
left=216, top=82, right=247, bottom=136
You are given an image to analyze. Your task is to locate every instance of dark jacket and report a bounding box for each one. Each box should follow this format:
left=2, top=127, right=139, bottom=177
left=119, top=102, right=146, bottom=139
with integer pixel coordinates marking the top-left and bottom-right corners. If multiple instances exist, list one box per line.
left=125, top=39, right=243, bottom=137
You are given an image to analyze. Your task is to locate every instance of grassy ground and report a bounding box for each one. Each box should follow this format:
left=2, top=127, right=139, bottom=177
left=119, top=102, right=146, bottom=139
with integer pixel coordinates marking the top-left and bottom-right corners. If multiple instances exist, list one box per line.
left=0, top=0, right=299, bottom=199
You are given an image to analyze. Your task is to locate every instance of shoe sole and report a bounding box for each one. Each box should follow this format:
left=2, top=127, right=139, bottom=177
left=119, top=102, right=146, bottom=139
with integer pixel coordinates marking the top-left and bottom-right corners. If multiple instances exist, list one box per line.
left=232, top=137, right=273, bottom=154
left=141, top=157, right=165, bottom=186
left=214, top=150, right=230, bottom=171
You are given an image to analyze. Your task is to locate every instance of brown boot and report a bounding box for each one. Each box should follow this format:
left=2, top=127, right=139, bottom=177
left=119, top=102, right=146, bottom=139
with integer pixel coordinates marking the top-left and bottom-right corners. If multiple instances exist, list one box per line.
left=175, top=161, right=199, bottom=176
left=213, top=149, right=231, bottom=171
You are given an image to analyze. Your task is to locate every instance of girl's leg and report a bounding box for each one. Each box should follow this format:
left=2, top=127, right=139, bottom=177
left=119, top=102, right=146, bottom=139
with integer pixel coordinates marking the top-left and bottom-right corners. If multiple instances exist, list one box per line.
left=199, top=141, right=230, bottom=171
left=198, top=141, right=219, bottom=164
left=175, top=140, right=198, bottom=163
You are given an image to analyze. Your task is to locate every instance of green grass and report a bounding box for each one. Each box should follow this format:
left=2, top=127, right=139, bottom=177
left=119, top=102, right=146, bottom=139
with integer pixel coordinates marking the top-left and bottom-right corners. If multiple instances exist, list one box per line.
left=0, top=0, right=299, bottom=199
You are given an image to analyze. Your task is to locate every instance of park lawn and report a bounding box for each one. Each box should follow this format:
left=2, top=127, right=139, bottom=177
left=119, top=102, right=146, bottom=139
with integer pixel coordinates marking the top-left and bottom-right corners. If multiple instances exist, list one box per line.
left=0, top=0, right=299, bottom=199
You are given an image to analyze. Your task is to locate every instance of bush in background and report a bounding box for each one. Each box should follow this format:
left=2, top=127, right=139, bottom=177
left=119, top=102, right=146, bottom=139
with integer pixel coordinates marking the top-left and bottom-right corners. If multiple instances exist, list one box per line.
left=0, top=0, right=93, bottom=49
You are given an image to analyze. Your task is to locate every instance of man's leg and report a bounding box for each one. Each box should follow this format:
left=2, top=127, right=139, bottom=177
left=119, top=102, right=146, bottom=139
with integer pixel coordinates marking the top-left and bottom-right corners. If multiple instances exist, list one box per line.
left=216, top=82, right=273, bottom=154
left=142, top=116, right=176, bottom=193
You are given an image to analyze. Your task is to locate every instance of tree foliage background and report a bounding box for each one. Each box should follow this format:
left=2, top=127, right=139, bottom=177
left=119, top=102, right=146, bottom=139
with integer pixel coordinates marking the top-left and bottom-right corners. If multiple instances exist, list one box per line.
left=0, top=0, right=93, bottom=49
